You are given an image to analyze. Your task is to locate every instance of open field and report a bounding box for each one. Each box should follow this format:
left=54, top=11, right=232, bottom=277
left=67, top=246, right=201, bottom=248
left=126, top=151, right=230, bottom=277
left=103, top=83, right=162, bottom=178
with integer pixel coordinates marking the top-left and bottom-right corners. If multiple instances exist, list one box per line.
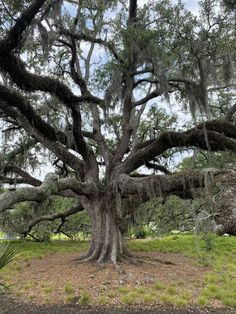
left=1, top=234, right=236, bottom=312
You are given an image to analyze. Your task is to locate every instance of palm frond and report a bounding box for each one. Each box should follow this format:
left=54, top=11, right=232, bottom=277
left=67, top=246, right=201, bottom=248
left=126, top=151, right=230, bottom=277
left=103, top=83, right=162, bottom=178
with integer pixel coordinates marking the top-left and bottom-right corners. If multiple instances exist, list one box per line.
left=0, top=243, right=17, bottom=270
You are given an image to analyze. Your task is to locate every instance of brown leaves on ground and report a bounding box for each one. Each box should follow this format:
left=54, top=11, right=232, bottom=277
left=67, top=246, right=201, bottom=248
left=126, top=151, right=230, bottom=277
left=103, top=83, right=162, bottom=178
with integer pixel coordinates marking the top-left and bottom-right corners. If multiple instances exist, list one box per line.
left=6, top=251, right=209, bottom=307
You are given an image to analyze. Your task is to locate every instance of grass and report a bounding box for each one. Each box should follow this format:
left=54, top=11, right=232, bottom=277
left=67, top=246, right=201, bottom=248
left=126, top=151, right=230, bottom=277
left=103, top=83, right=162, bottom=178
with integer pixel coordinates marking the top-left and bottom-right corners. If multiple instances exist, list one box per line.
left=0, top=239, right=88, bottom=277
left=41, top=282, right=54, bottom=294
left=80, top=292, right=91, bottom=305
left=1, top=234, right=236, bottom=308
left=143, top=293, right=156, bottom=304
left=98, top=295, right=108, bottom=305
left=64, top=283, right=75, bottom=294
left=65, top=294, right=76, bottom=302
left=43, top=286, right=54, bottom=294
left=5, top=240, right=88, bottom=260
left=154, top=282, right=164, bottom=290
left=118, top=286, right=129, bottom=294
left=120, top=293, right=136, bottom=305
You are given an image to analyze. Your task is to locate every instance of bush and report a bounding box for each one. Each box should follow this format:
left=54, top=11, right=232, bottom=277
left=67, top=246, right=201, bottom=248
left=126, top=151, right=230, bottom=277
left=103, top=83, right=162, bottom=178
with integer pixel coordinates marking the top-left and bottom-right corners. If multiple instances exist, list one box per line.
left=135, top=229, right=147, bottom=239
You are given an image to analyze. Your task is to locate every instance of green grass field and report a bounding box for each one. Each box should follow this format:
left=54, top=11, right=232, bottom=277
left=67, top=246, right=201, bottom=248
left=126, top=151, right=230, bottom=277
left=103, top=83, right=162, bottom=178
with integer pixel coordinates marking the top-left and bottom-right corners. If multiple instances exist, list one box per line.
left=1, top=234, right=236, bottom=307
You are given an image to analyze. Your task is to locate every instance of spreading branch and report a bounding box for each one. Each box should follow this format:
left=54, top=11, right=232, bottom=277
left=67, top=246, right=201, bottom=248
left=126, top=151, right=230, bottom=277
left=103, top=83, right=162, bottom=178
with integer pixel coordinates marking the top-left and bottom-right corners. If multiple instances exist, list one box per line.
left=116, top=120, right=236, bottom=175
left=0, top=101, right=85, bottom=178
left=5, top=0, right=46, bottom=50
left=22, top=202, right=84, bottom=236
left=118, top=169, right=232, bottom=200
left=0, top=165, right=42, bottom=186
left=0, top=85, right=68, bottom=146
left=60, top=28, right=122, bottom=62
left=0, top=173, right=97, bottom=214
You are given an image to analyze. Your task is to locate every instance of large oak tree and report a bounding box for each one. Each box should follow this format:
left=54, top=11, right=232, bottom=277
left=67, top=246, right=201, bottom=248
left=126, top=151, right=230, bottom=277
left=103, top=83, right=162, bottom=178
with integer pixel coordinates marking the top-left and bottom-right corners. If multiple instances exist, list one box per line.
left=0, top=0, right=235, bottom=262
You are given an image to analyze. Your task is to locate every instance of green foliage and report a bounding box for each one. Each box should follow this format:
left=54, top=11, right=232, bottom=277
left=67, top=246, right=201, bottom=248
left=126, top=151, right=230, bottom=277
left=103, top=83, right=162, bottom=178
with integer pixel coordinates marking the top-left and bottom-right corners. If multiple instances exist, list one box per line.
left=0, top=242, right=17, bottom=288
left=0, top=243, right=17, bottom=271
left=178, top=151, right=236, bottom=172
left=134, top=228, right=147, bottom=239
left=139, top=106, right=177, bottom=144
left=0, top=240, right=88, bottom=262
left=0, top=196, right=90, bottom=241
left=129, top=196, right=193, bottom=238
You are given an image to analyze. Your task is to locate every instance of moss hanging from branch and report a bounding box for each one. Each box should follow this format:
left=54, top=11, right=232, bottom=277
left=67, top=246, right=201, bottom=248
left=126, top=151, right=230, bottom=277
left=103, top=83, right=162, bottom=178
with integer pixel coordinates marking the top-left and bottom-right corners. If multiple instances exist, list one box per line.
left=185, top=81, right=209, bottom=118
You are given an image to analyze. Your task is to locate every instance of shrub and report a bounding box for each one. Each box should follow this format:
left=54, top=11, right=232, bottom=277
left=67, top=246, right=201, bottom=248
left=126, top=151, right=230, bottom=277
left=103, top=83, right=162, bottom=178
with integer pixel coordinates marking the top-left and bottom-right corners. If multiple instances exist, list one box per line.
left=135, top=229, right=147, bottom=239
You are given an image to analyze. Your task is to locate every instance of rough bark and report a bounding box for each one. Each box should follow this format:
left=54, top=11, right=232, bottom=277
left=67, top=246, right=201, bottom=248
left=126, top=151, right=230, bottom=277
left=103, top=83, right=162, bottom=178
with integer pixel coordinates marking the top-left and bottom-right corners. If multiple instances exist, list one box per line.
left=212, top=171, right=236, bottom=236
left=80, top=199, right=129, bottom=263
left=0, top=173, right=96, bottom=214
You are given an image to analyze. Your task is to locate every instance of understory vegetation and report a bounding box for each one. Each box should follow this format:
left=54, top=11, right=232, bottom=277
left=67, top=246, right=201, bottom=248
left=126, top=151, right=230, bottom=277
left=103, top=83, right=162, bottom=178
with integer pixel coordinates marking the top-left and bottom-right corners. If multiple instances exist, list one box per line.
left=1, top=234, right=236, bottom=307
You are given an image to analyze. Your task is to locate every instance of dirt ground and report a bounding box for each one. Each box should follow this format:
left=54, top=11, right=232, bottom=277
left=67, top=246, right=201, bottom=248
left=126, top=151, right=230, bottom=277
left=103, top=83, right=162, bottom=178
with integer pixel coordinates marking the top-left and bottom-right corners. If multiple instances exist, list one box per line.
left=0, top=294, right=236, bottom=314
left=1, top=251, right=236, bottom=313
left=6, top=251, right=208, bottom=305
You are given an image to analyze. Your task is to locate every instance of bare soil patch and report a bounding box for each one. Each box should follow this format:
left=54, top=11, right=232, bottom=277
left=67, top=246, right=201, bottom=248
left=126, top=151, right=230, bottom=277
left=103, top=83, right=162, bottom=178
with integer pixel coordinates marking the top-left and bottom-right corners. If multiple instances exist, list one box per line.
left=6, top=251, right=210, bottom=307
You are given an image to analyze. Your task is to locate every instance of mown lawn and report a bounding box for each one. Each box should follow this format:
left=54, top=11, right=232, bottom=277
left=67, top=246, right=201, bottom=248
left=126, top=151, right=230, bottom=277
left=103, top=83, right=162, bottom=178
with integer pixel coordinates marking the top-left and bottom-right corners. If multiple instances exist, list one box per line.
left=1, top=234, right=236, bottom=307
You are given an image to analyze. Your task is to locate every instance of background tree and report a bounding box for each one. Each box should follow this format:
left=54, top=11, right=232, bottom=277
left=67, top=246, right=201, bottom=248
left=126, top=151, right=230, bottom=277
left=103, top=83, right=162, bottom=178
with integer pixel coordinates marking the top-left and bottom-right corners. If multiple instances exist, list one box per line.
left=0, top=0, right=235, bottom=263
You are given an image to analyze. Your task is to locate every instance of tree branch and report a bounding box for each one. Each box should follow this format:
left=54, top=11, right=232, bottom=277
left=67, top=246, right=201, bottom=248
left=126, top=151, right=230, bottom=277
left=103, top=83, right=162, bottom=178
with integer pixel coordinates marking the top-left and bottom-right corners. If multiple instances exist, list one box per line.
left=144, top=162, right=172, bottom=175
left=0, top=85, right=68, bottom=145
left=60, top=28, right=122, bottom=62
left=112, top=0, right=138, bottom=165
left=22, top=202, right=84, bottom=236
left=133, top=89, right=162, bottom=107
left=0, top=173, right=97, bottom=214
left=0, top=101, right=85, bottom=178
left=116, top=120, right=236, bottom=175
left=0, top=165, right=42, bottom=186
left=0, top=52, right=103, bottom=109
left=225, top=103, right=236, bottom=122
left=118, top=169, right=233, bottom=200
left=5, top=0, right=46, bottom=50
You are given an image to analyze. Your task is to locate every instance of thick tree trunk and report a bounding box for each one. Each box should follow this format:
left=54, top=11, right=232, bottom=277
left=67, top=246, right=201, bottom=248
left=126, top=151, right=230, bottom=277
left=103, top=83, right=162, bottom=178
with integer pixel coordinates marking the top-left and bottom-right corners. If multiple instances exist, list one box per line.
left=213, top=172, right=236, bottom=236
left=82, top=200, right=129, bottom=263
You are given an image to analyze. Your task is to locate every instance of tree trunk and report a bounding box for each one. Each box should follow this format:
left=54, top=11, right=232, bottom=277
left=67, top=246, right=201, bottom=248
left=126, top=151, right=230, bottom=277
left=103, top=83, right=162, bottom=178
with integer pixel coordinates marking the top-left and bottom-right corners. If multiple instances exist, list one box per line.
left=82, top=200, right=129, bottom=263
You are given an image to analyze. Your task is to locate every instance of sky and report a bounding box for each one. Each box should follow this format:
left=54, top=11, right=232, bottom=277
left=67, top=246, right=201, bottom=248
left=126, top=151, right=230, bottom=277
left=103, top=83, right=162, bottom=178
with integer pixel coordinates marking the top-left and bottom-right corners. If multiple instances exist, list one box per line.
left=129, top=0, right=199, bottom=15
left=172, top=0, right=199, bottom=14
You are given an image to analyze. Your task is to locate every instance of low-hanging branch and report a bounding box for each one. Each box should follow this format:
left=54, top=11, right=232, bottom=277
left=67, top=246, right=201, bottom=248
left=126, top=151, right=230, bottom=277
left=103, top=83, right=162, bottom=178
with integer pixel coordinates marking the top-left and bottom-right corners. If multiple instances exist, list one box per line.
left=0, top=173, right=97, bottom=214
left=21, top=202, right=84, bottom=236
